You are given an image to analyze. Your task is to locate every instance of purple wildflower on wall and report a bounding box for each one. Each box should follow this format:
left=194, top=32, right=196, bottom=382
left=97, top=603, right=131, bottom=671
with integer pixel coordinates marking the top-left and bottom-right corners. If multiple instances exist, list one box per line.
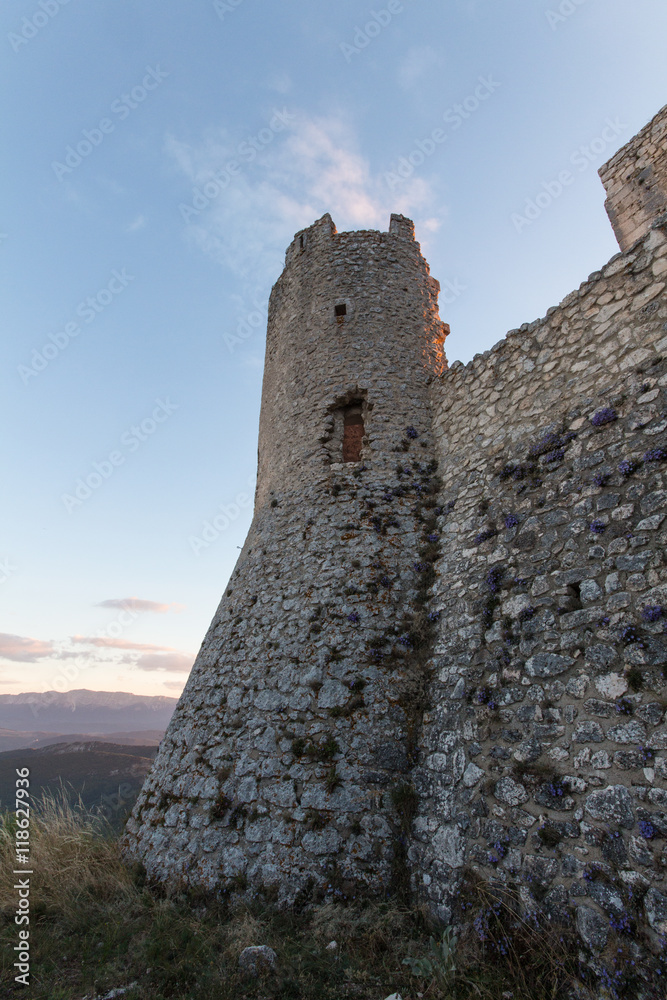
left=620, top=623, right=641, bottom=644
left=642, top=606, right=663, bottom=623
left=619, top=458, right=640, bottom=477
left=475, top=528, right=498, bottom=545
left=476, top=687, right=496, bottom=709
left=347, top=612, right=360, bottom=624
left=591, top=407, right=618, bottom=427
left=428, top=610, right=441, bottom=622
left=427, top=533, right=439, bottom=543
left=638, top=819, right=656, bottom=840
left=405, top=426, right=418, bottom=439
left=504, top=514, right=519, bottom=528
left=609, top=911, right=633, bottom=935
left=644, top=447, right=667, bottom=462
left=593, top=471, right=610, bottom=487
left=590, top=519, right=607, bottom=534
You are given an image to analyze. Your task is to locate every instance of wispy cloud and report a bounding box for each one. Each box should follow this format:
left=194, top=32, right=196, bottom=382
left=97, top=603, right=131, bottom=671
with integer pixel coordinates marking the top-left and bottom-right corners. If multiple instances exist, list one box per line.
left=96, top=597, right=184, bottom=614
left=125, top=214, right=147, bottom=232
left=0, top=633, right=54, bottom=663
left=71, top=636, right=176, bottom=653
left=166, top=110, right=444, bottom=282
left=398, top=46, right=445, bottom=90
left=135, top=652, right=194, bottom=673
left=267, top=72, right=292, bottom=94
left=163, top=679, right=187, bottom=690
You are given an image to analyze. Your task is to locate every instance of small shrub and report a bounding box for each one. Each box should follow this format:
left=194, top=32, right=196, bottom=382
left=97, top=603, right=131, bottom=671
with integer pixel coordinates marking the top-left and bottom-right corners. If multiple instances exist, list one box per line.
left=537, top=824, right=563, bottom=848
left=306, top=809, right=328, bottom=831
left=325, top=767, right=343, bottom=794
left=210, top=792, right=233, bottom=820
left=402, top=926, right=457, bottom=982
left=627, top=667, right=644, bottom=691
left=308, top=736, right=340, bottom=762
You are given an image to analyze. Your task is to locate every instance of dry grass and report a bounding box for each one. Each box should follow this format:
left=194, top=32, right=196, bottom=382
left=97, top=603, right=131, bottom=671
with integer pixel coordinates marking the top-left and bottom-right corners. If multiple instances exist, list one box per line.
left=0, top=790, right=138, bottom=919
left=2, top=796, right=657, bottom=999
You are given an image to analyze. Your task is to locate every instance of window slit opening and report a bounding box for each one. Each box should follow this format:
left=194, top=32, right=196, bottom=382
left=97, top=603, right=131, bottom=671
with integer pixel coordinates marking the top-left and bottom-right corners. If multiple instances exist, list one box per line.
left=343, top=404, right=364, bottom=463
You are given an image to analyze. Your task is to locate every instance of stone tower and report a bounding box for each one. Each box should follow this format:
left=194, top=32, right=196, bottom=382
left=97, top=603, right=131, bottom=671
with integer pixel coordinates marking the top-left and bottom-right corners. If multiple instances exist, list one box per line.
left=599, top=102, right=667, bottom=251
left=125, top=213, right=448, bottom=900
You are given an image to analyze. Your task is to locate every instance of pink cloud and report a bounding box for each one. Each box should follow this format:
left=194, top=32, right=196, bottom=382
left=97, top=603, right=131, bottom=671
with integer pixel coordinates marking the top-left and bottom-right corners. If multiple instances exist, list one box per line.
left=96, top=597, right=184, bottom=614
left=0, top=633, right=54, bottom=663
left=135, top=652, right=194, bottom=673
left=72, top=636, right=176, bottom=652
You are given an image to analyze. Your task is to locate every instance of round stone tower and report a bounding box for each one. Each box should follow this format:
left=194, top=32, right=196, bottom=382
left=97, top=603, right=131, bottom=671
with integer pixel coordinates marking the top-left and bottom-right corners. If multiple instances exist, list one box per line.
left=125, top=213, right=448, bottom=902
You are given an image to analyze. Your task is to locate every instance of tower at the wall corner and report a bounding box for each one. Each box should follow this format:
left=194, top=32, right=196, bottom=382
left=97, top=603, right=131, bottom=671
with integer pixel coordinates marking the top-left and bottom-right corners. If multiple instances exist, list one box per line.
left=124, top=106, right=667, bottom=988
left=599, top=102, right=667, bottom=251
left=125, top=212, right=449, bottom=901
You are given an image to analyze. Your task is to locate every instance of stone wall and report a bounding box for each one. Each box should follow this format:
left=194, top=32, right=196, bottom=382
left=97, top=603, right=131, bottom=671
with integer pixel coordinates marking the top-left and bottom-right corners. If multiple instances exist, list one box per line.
left=600, top=103, right=667, bottom=252
left=125, top=109, right=667, bottom=986
left=414, top=216, right=667, bottom=973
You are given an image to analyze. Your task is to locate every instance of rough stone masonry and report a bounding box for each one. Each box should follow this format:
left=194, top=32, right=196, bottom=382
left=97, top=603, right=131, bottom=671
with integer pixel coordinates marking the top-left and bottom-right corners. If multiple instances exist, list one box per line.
left=126, top=103, right=667, bottom=974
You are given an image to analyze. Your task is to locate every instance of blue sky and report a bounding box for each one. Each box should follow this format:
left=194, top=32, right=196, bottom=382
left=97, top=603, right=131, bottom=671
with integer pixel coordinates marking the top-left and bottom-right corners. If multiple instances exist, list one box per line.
left=2, top=0, right=667, bottom=699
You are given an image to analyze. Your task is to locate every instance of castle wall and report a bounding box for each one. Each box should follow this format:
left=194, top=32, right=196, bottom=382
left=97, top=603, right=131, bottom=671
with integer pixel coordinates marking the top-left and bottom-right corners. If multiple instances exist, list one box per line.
left=126, top=106, right=667, bottom=979
left=416, top=217, right=667, bottom=960
left=125, top=214, right=449, bottom=902
left=600, top=103, right=667, bottom=252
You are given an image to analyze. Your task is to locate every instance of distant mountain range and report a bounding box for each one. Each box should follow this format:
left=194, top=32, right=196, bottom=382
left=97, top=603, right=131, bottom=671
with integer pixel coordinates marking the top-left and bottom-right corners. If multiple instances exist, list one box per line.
left=0, top=740, right=159, bottom=822
left=0, top=728, right=167, bottom=752
left=0, top=689, right=178, bottom=736
left=0, top=692, right=174, bottom=821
